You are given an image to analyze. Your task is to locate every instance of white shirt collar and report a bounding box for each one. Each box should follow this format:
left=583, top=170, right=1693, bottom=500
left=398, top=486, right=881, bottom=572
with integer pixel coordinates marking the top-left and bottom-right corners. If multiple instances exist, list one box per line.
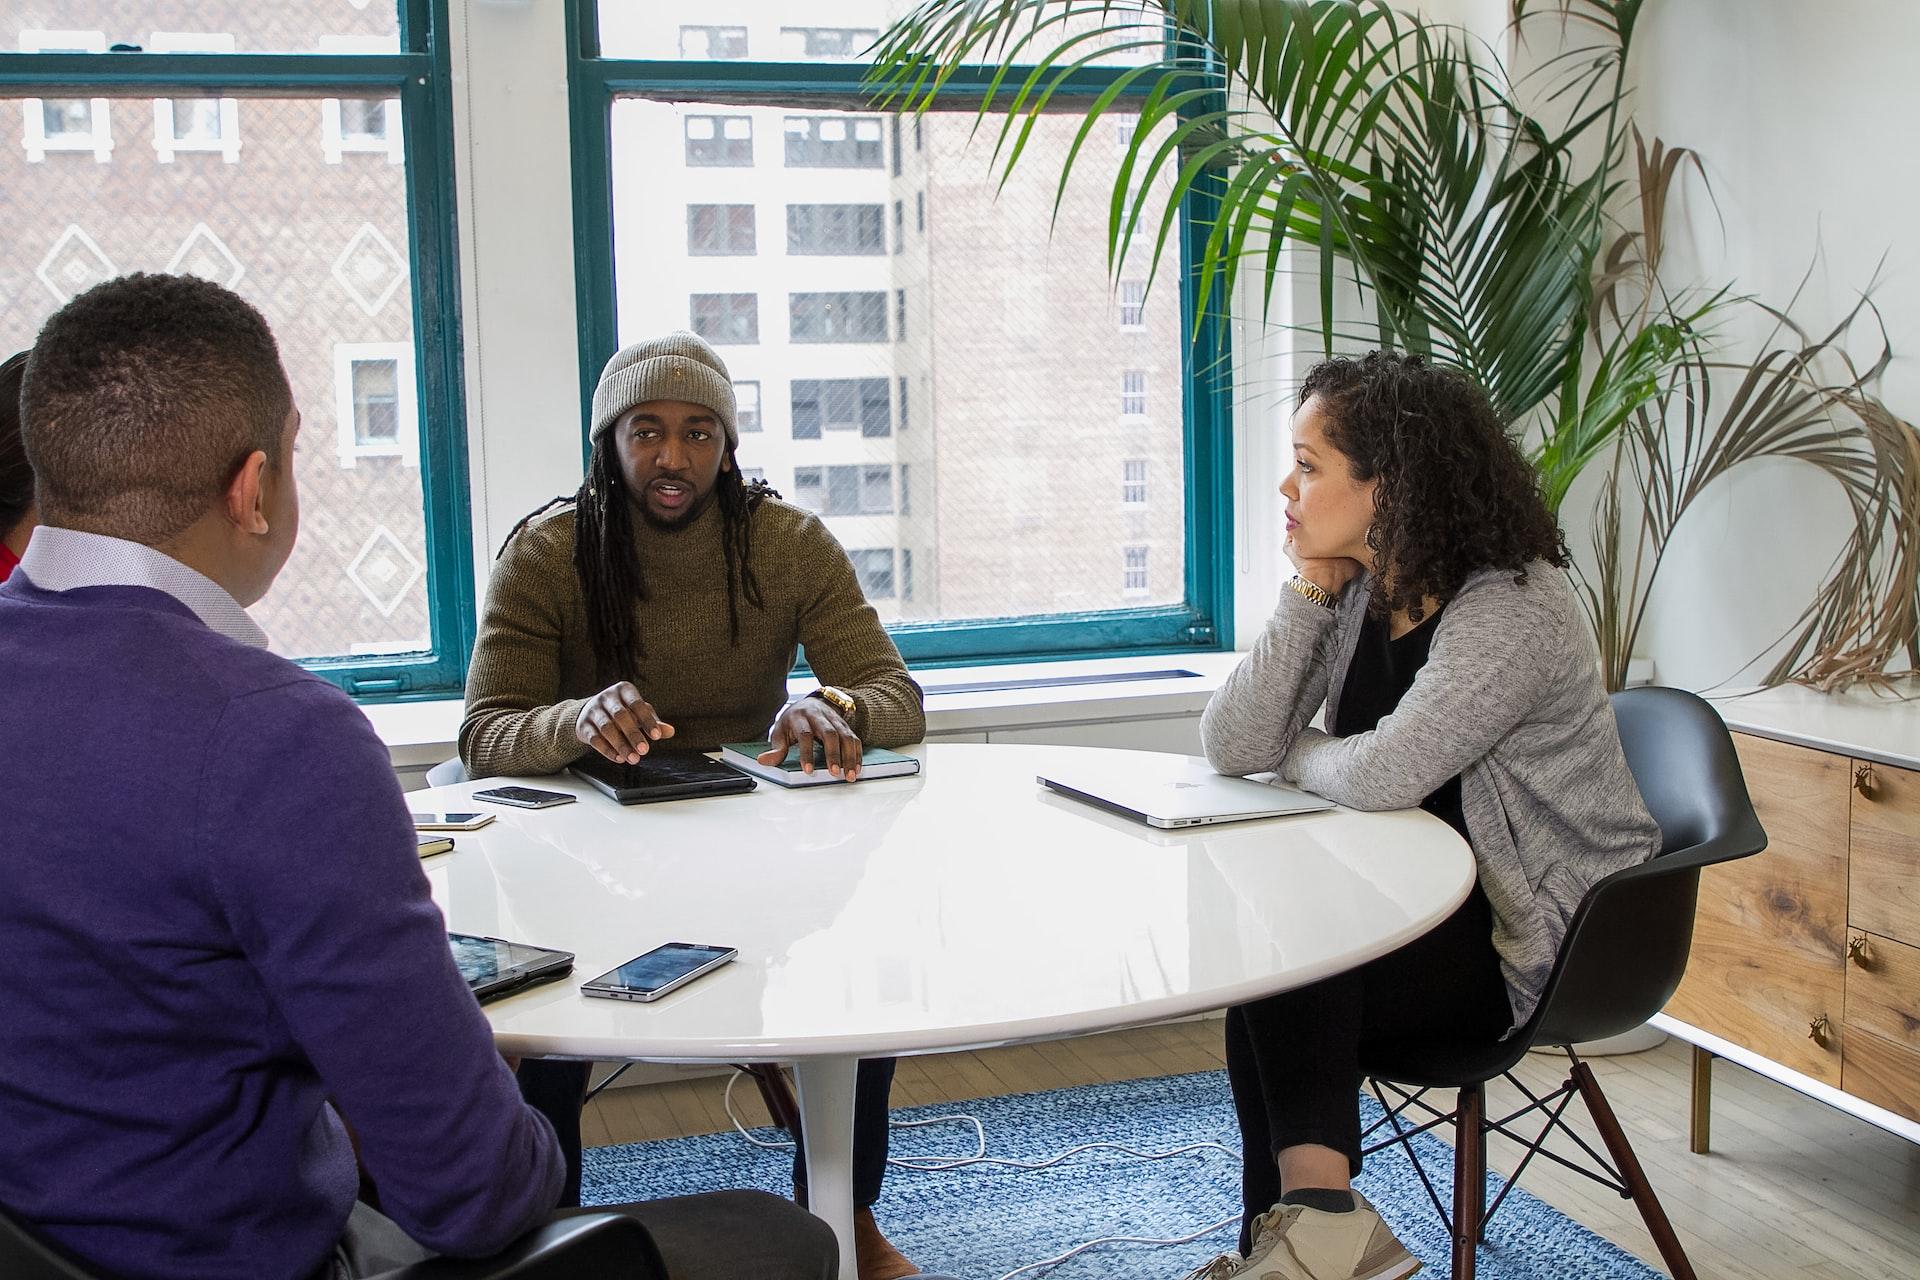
left=17, top=527, right=270, bottom=650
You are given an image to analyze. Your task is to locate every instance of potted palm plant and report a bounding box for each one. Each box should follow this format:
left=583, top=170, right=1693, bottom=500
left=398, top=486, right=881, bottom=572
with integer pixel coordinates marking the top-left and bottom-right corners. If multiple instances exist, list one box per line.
left=868, top=0, right=1918, bottom=690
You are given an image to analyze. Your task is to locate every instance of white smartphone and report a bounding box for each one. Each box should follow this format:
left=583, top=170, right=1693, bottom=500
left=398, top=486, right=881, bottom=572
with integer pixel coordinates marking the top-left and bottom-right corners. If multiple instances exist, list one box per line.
left=472, top=786, right=577, bottom=810
left=410, top=810, right=496, bottom=832
left=580, top=943, right=738, bottom=1003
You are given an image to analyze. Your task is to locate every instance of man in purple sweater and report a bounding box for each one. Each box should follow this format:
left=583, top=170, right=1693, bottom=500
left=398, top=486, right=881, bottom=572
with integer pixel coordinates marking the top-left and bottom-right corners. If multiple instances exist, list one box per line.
left=0, top=274, right=835, bottom=1280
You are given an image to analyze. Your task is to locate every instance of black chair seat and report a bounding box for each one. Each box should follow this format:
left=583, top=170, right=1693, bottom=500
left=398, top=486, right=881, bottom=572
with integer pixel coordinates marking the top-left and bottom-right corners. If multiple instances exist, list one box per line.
left=1357, top=688, right=1767, bottom=1280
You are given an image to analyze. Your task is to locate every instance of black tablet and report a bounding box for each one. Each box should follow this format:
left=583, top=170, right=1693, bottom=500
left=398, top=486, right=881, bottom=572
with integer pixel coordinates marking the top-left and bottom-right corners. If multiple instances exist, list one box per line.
left=448, top=932, right=575, bottom=1004
left=568, top=750, right=757, bottom=805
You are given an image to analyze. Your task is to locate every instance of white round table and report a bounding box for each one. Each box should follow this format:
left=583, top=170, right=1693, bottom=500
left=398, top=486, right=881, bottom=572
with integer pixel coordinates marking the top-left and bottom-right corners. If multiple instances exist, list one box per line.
left=416, top=743, right=1474, bottom=1279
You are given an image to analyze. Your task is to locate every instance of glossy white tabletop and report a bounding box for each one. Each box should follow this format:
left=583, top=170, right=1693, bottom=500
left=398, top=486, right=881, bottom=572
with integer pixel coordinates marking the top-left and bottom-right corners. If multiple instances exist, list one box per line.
left=417, top=744, right=1475, bottom=1063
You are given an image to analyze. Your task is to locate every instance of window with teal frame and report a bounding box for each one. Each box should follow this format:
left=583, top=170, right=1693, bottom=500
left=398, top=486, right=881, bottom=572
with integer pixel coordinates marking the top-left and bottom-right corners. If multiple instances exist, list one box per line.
left=0, top=0, right=473, bottom=702
left=567, top=1, right=1232, bottom=666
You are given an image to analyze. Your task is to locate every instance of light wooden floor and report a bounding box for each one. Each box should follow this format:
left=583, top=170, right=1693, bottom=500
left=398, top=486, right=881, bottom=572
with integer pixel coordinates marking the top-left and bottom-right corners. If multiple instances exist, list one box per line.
left=583, top=1025, right=1920, bottom=1279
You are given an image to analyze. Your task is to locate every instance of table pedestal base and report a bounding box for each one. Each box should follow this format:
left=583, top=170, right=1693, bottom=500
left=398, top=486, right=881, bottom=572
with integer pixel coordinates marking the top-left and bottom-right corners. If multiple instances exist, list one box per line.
left=793, top=1056, right=858, bottom=1280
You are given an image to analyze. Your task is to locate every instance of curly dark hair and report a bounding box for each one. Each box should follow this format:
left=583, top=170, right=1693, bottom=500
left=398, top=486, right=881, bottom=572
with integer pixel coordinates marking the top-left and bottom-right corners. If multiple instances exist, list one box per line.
left=1299, top=351, right=1567, bottom=621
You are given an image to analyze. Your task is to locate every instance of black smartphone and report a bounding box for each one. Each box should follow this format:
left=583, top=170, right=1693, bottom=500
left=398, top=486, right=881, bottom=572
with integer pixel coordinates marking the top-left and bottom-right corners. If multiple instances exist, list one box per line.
left=580, top=943, right=738, bottom=1003
left=472, top=785, right=577, bottom=810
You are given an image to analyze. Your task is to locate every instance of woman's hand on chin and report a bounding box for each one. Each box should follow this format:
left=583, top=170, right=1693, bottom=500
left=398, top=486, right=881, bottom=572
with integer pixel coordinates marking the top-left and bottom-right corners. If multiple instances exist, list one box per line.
left=1286, top=536, right=1364, bottom=600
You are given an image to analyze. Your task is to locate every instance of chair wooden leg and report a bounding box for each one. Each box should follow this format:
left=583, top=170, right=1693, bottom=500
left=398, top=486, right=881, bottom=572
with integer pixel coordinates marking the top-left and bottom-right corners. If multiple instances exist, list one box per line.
left=1451, top=1084, right=1484, bottom=1280
left=1571, top=1061, right=1698, bottom=1280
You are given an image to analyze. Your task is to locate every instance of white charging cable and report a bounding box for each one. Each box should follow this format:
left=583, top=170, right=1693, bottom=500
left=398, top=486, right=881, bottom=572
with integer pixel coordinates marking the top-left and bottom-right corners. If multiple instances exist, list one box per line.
left=719, top=1070, right=1244, bottom=1280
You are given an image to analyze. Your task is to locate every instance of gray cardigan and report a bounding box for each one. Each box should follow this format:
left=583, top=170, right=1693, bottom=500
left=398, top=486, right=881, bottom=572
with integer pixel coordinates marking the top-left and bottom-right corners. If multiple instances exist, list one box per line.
left=1199, top=564, right=1661, bottom=1026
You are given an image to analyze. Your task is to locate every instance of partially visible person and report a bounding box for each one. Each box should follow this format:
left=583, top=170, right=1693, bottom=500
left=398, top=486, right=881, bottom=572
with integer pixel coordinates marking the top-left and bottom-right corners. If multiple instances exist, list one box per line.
left=0, top=350, right=33, bottom=581
left=1185, top=352, right=1661, bottom=1280
left=0, top=274, right=836, bottom=1280
left=462, top=330, right=926, bottom=1280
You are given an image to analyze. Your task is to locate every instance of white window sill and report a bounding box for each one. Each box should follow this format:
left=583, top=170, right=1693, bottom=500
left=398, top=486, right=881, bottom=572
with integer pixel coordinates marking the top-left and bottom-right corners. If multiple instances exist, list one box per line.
left=360, top=651, right=1244, bottom=771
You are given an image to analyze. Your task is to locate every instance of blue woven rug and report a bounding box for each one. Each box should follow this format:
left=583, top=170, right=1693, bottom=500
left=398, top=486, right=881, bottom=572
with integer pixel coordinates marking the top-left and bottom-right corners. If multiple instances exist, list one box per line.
left=583, top=1070, right=1661, bottom=1280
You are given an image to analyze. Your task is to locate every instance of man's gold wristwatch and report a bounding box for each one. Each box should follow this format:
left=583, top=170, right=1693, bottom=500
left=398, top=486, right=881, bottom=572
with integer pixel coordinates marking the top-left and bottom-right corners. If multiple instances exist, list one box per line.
left=809, top=685, right=857, bottom=720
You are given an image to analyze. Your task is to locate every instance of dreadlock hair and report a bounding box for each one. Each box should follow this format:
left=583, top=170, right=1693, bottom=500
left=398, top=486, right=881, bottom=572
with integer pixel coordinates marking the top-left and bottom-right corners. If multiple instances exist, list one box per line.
left=499, top=435, right=781, bottom=683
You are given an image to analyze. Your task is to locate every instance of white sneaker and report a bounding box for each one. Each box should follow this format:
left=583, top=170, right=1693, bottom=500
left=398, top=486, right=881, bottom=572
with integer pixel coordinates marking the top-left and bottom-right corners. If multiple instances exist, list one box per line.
left=1238, top=1193, right=1420, bottom=1280
left=1180, top=1253, right=1249, bottom=1280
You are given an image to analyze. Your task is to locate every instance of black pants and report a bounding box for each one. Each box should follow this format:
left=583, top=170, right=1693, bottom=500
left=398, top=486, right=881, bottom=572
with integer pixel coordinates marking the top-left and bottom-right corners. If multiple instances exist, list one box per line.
left=1223, top=885, right=1511, bottom=1255
left=518, top=1057, right=897, bottom=1209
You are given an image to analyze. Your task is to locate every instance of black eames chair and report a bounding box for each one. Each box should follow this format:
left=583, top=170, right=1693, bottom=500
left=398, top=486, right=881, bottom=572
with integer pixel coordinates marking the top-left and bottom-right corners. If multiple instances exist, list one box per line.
left=0, top=1204, right=666, bottom=1280
left=1358, top=687, right=1767, bottom=1279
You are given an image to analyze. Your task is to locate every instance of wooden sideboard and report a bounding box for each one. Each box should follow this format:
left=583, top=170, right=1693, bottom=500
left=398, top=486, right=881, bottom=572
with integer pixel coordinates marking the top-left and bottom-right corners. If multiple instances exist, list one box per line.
left=1655, top=686, right=1920, bottom=1149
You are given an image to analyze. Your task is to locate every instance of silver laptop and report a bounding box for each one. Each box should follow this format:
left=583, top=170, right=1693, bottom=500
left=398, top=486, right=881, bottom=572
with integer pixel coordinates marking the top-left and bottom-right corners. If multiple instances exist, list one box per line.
left=1037, top=754, right=1335, bottom=829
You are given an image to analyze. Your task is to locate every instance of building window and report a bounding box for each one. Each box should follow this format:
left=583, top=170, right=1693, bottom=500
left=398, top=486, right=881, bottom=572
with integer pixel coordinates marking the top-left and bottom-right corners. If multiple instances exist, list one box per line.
left=780, top=27, right=880, bottom=60
left=897, top=376, right=909, bottom=431
left=916, top=191, right=925, bottom=233
left=914, top=116, right=923, bottom=151
left=895, top=288, right=907, bottom=343
left=734, top=380, right=762, bottom=432
left=789, top=292, right=888, bottom=344
left=679, top=25, right=747, bottom=59
left=1118, top=279, right=1147, bottom=328
left=151, top=33, right=242, bottom=164
left=686, top=203, right=756, bottom=255
left=320, top=37, right=403, bottom=165
left=1123, top=459, right=1149, bottom=505
left=334, top=343, right=418, bottom=468
left=786, top=204, right=885, bottom=255
left=818, top=464, right=894, bottom=516
left=893, top=200, right=905, bottom=254
left=891, top=114, right=903, bottom=175
left=902, top=547, right=914, bottom=601
left=1113, top=111, right=1140, bottom=146
left=849, top=548, right=897, bottom=599
left=691, top=292, right=759, bottom=344
left=684, top=114, right=752, bottom=167
left=19, top=30, right=112, bottom=163
left=784, top=115, right=884, bottom=168
left=793, top=465, right=823, bottom=510
left=1123, top=545, right=1150, bottom=595
left=790, top=378, right=890, bottom=439
left=1122, top=369, right=1147, bottom=417
left=899, top=463, right=911, bottom=515
left=741, top=466, right=767, bottom=486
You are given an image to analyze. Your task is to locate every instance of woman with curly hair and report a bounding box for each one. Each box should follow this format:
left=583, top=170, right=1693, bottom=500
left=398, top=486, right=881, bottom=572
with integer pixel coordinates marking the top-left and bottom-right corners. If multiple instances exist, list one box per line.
left=1191, top=351, right=1661, bottom=1280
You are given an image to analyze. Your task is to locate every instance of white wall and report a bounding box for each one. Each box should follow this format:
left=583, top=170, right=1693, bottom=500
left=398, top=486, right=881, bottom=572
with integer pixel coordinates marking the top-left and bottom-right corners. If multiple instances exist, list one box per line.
left=1619, top=0, right=1919, bottom=688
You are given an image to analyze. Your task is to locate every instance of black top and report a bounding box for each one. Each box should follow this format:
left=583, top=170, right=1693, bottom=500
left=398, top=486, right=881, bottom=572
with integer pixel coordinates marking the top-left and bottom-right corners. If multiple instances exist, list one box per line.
left=1332, top=602, right=1467, bottom=840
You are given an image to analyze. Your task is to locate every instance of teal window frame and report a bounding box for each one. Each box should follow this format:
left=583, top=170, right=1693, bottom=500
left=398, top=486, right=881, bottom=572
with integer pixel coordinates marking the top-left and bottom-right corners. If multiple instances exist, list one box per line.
left=565, top=1, right=1233, bottom=665
left=0, top=0, right=476, bottom=702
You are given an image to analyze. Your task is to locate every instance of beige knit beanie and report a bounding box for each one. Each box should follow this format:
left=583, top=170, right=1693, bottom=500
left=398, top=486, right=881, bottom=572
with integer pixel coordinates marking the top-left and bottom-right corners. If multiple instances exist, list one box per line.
left=590, top=330, right=737, bottom=448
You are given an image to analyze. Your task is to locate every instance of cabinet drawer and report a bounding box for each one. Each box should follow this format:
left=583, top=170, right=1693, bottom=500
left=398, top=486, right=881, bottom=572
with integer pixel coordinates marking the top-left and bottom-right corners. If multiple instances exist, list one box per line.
left=1851, top=758, right=1920, bottom=946
left=1844, top=929, right=1920, bottom=1054
left=1842, top=1028, right=1920, bottom=1126
left=1667, top=734, right=1849, bottom=1083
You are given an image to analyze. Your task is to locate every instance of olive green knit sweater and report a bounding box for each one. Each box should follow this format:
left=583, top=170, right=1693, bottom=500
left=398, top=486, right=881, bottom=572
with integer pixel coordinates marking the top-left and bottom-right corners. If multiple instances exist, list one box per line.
left=459, top=497, right=925, bottom=778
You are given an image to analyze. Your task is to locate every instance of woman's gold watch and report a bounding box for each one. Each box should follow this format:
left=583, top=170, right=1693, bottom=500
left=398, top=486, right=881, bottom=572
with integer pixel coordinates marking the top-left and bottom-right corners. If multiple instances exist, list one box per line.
left=1287, top=575, right=1335, bottom=609
left=810, top=685, right=857, bottom=721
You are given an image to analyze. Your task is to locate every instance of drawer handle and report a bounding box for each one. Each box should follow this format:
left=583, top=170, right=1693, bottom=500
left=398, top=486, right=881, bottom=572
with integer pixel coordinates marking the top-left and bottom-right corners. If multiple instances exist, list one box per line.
left=1848, top=936, right=1873, bottom=967
left=1854, top=763, right=1877, bottom=798
left=1809, top=1014, right=1831, bottom=1047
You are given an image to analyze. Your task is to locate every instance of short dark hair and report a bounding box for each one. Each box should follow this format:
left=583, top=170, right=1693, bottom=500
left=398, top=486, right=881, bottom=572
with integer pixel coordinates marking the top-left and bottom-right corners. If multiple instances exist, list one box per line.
left=22, top=272, right=291, bottom=544
left=1299, top=351, right=1568, bottom=620
left=0, top=350, right=29, bottom=537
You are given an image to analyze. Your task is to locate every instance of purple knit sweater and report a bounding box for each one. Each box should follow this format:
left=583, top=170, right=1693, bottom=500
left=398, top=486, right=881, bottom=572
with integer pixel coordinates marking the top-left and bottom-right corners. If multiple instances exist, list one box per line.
left=0, top=575, right=564, bottom=1280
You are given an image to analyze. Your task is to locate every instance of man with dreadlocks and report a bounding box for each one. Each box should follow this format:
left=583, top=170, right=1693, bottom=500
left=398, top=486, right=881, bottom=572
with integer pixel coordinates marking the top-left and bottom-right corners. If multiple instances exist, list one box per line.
left=459, top=330, right=926, bottom=1280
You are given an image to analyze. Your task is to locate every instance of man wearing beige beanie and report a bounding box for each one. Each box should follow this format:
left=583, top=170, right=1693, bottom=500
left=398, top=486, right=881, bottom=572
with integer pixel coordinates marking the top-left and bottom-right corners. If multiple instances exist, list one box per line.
left=460, top=330, right=927, bottom=1280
